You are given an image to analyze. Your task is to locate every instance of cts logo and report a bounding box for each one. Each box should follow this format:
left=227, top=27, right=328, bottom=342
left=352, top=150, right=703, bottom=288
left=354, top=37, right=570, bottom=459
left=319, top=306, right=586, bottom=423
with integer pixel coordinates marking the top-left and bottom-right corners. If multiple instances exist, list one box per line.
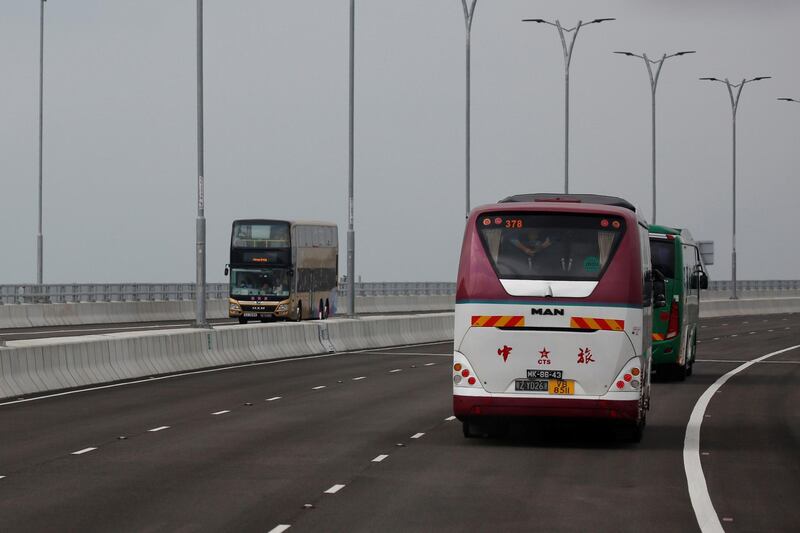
left=497, top=345, right=512, bottom=362
left=538, top=347, right=551, bottom=365
left=531, top=308, right=565, bottom=316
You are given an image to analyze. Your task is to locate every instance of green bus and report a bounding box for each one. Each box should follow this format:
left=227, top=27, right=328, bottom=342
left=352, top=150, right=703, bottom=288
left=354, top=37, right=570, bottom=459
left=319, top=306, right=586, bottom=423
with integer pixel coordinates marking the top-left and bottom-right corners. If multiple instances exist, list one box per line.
left=649, top=225, right=708, bottom=380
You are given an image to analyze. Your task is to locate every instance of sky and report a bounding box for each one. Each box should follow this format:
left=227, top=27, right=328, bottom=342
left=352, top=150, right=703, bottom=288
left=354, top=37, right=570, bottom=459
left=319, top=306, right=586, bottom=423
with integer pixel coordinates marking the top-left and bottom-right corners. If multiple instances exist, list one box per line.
left=1, top=0, right=798, bottom=284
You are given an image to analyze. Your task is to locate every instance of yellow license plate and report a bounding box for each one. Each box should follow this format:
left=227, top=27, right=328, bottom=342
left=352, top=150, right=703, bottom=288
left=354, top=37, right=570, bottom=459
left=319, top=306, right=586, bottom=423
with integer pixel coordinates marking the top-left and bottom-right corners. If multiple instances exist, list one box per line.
left=548, top=379, right=574, bottom=395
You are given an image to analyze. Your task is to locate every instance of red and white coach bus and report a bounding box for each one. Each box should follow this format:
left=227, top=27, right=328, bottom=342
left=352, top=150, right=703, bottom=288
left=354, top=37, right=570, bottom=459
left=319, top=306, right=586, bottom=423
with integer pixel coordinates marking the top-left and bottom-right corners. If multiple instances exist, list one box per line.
left=453, top=194, right=653, bottom=440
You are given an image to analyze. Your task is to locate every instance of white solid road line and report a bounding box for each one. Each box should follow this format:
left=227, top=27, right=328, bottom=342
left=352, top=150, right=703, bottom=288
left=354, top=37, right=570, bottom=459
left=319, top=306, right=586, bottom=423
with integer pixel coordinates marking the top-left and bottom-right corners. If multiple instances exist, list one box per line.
left=148, top=426, right=170, bottom=432
left=411, top=433, right=425, bottom=439
left=266, top=396, right=282, bottom=401
left=211, top=410, right=230, bottom=416
left=372, top=454, right=389, bottom=463
left=684, top=344, right=800, bottom=533
left=312, top=385, right=326, bottom=390
left=72, top=447, right=97, bottom=455
left=325, top=484, right=345, bottom=494
left=268, top=525, right=291, bottom=533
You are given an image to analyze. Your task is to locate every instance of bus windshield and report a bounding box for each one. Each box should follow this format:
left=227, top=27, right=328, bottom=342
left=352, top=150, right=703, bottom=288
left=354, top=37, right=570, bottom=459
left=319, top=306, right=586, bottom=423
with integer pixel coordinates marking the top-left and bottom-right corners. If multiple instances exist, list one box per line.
left=477, top=213, right=625, bottom=281
left=230, top=268, right=290, bottom=298
left=232, top=222, right=289, bottom=249
left=650, top=239, right=676, bottom=279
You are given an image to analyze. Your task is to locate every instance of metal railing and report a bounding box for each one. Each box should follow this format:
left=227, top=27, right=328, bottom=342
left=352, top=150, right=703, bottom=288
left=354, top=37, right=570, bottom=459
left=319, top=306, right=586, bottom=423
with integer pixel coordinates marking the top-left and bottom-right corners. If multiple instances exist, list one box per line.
left=3, top=280, right=797, bottom=305
left=0, top=282, right=457, bottom=305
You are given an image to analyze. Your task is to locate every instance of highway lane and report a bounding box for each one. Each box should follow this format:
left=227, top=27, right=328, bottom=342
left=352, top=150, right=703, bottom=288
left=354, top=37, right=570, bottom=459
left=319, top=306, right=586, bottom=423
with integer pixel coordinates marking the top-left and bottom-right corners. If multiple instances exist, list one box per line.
left=0, top=314, right=797, bottom=532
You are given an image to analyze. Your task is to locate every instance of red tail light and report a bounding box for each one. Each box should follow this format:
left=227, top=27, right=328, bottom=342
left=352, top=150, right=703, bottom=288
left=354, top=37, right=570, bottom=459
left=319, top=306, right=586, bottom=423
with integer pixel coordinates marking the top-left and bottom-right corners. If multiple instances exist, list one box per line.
left=666, top=300, right=679, bottom=339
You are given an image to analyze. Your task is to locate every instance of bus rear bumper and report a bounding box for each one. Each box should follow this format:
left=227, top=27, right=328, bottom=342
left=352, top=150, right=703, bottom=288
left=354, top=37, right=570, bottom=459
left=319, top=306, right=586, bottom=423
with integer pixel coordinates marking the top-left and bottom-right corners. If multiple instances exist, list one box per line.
left=453, top=394, right=640, bottom=421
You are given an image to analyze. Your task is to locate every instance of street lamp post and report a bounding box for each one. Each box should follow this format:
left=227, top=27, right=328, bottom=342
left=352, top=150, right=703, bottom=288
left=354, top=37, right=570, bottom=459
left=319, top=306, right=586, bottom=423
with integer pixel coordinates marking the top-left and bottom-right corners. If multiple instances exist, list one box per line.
left=347, top=0, right=356, bottom=317
left=195, top=0, right=208, bottom=328
left=460, top=0, right=478, bottom=218
left=37, top=0, right=46, bottom=286
left=614, top=50, right=695, bottom=224
left=700, top=75, right=771, bottom=300
left=522, top=17, right=614, bottom=194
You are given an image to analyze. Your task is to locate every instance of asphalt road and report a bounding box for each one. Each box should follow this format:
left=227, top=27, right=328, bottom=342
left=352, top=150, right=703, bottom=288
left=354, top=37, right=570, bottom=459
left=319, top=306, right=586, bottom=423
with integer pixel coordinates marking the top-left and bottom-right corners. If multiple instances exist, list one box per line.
left=0, top=313, right=797, bottom=532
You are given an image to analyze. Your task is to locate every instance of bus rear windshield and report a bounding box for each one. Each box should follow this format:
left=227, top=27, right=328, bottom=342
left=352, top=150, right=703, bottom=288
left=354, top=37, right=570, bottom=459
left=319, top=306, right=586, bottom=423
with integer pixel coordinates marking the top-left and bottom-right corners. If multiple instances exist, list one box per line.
left=650, top=239, right=676, bottom=279
left=233, top=222, right=289, bottom=249
left=477, top=213, right=626, bottom=281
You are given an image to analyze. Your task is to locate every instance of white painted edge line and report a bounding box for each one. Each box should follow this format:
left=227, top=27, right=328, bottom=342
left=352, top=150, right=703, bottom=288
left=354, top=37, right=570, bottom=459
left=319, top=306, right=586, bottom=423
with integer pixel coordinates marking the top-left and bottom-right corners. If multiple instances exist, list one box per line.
left=268, top=525, right=291, bottom=533
left=684, top=344, right=800, bottom=533
left=372, top=454, right=389, bottom=463
left=0, top=340, right=453, bottom=407
left=266, top=396, right=282, bottom=402
left=389, top=369, right=402, bottom=373
left=352, top=376, right=366, bottom=381
left=211, top=410, right=230, bottom=416
left=72, top=447, right=97, bottom=455
left=411, top=433, right=425, bottom=439
left=325, top=484, right=345, bottom=494
left=697, top=359, right=800, bottom=365
left=312, top=385, right=326, bottom=390
left=148, top=426, right=170, bottom=432
left=445, top=416, right=456, bottom=421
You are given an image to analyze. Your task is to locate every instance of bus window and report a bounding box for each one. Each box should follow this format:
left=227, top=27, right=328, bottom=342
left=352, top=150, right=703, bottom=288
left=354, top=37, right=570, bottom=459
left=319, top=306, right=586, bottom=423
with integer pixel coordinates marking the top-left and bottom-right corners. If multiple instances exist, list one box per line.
left=478, top=213, right=625, bottom=281
left=233, top=222, right=290, bottom=249
left=650, top=240, right=676, bottom=279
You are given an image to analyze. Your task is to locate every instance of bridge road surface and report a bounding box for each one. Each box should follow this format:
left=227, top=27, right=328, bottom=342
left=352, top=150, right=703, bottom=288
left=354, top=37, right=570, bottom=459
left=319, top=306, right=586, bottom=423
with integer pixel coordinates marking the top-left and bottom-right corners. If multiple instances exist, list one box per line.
left=0, top=314, right=797, bottom=532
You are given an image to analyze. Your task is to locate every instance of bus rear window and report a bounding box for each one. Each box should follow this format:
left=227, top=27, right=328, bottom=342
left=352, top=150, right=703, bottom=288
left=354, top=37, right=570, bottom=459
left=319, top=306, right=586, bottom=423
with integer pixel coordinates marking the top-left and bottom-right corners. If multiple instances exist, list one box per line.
left=650, top=239, right=676, bottom=279
left=477, top=213, right=626, bottom=281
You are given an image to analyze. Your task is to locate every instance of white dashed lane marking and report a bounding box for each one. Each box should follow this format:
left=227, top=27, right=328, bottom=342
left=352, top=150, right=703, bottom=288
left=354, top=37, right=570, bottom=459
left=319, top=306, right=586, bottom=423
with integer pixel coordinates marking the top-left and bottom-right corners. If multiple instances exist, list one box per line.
left=411, top=433, right=425, bottom=439
left=372, top=455, right=389, bottom=463
left=148, top=426, right=169, bottom=432
left=424, top=363, right=436, bottom=367
left=389, top=369, right=402, bottom=373
left=352, top=376, right=366, bottom=381
left=72, top=447, right=97, bottom=455
left=325, top=484, right=346, bottom=494
left=268, top=525, right=291, bottom=533
left=445, top=416, right=456, bottom=421
left=211, top=410, right=230, bottom=416
left=312, top=386, right=326, bottom=390
left=0, top=475, right=6, bottom=480
left=266, top=396, right=281, bottom=402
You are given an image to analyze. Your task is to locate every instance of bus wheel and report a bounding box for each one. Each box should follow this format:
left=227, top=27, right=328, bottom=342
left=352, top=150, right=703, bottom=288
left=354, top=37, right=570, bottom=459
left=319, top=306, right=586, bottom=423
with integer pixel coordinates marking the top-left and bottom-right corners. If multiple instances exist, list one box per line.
left=295, top=303, right=302, bottom=322
left=462, top=420, right=475, bottom=438
left=318, top=299, right=324, bottom=320
left=686, top=338, right=697, bottom=377
left=238, top=317, right=248, bottom=325
left=324, top=299, right=330, bottom=319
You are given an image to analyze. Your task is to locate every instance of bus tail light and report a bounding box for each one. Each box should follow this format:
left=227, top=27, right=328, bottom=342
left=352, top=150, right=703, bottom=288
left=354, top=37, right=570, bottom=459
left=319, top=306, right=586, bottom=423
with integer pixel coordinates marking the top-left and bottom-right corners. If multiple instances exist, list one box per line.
left=611, top=359, right=643, bottom=393
left=453, top=352, right=483, bottom=390
left=666, top=300, right=680, bottom=339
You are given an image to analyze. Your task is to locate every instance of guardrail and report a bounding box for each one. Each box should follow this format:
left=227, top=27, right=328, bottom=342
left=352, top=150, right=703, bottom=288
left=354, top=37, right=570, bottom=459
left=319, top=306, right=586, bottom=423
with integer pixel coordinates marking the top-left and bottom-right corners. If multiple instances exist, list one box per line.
left=2, top=280, right=797, bottom=305
left=0, top=282, right=457, bottom=305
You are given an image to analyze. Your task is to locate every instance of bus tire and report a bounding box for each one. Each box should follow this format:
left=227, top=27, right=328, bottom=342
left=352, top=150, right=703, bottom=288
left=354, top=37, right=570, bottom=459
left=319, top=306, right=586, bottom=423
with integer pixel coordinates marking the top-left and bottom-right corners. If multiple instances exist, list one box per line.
left=318, top=299, right=324, bottom=320
left=238, top=317, right=248, bottom=325
left=462, top=419, right=476, bottom=438
left=686, top=337, right=696, bottom=377
left=324, top=299, right=330, bottom=319
left=295, top=302, right=302, bottom=322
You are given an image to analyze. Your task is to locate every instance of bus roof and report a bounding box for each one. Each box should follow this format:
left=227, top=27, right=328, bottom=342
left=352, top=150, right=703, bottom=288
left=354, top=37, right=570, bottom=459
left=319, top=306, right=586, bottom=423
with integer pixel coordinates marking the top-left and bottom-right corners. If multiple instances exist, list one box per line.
left=233, top=219, right=337, bottom=228
left=499, top=193, right=637, bottom=213
left=649, top=224, right=695, bottom=244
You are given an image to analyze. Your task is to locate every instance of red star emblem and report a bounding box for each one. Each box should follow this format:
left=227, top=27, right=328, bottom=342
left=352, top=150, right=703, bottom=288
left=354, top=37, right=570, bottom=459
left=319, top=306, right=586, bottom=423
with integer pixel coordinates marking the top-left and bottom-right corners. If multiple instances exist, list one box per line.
left=539, top=347, right=550, bottom=359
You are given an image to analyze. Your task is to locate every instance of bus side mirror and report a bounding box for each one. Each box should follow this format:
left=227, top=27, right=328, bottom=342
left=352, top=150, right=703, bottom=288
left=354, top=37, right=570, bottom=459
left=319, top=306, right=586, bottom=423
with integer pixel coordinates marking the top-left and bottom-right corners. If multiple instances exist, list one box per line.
left=691, top=270, right=708, bottom=290
left=224, top=266, right=229, bottom=276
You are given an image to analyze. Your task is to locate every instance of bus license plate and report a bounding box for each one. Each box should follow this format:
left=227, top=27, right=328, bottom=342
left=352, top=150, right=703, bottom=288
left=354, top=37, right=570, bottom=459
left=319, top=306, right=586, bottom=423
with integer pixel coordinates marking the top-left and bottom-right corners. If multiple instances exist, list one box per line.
left=515, top=380, right=548, bottom=392
left=243, top=313, right=258, bottom=318
left=548, top=380, right=574, bottom=395
left=527, top=369, right=563, bottom=380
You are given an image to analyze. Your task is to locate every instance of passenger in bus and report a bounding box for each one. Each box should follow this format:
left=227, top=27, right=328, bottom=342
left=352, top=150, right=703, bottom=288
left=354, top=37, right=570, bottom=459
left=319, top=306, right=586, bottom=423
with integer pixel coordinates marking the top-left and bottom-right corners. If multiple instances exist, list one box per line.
left=499, top=228, right=556, bottom=275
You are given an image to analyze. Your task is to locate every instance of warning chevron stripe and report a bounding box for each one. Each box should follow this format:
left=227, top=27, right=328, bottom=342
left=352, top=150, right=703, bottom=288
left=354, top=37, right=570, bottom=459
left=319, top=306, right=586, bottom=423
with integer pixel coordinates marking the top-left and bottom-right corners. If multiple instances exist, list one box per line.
left=471, top=316, right=525, bottom=328
left=570, top=317, right=625, bottom=331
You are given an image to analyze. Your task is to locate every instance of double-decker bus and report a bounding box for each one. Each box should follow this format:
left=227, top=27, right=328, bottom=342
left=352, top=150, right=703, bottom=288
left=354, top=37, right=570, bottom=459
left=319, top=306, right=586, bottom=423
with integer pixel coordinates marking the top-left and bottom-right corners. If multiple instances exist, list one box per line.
left=226, top=219, right=338, bottom=323
left=649, top=225, right=708, bottom=380
left=453, top=194, right=653, bottom=441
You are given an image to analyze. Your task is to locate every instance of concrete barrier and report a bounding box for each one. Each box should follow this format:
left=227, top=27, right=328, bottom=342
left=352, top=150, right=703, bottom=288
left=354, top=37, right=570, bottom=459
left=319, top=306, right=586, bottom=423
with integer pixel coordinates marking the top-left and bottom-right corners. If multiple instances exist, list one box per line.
left=700, top=297, right=800, bottom=318
left=0, top=313, right=454, bottom=401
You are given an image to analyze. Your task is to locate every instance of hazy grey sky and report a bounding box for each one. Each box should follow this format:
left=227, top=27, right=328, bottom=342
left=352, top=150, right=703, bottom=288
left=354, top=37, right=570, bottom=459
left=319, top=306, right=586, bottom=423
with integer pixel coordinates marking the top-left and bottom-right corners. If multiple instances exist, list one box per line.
left=1, top=1, right=798, bottom=284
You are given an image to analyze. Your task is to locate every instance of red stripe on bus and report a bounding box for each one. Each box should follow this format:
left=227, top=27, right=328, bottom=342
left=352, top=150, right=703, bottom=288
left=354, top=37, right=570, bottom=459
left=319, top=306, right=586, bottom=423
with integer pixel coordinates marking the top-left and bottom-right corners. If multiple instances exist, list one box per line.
left=484, top=316, right=502, bottom=327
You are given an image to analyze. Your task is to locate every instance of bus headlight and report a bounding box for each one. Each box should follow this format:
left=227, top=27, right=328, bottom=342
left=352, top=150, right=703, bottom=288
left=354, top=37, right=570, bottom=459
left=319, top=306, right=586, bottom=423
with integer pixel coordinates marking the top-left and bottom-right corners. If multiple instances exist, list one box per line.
left=275, top=304, right=288, bottom=313
left=229, top=303, right=242, bottom=312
